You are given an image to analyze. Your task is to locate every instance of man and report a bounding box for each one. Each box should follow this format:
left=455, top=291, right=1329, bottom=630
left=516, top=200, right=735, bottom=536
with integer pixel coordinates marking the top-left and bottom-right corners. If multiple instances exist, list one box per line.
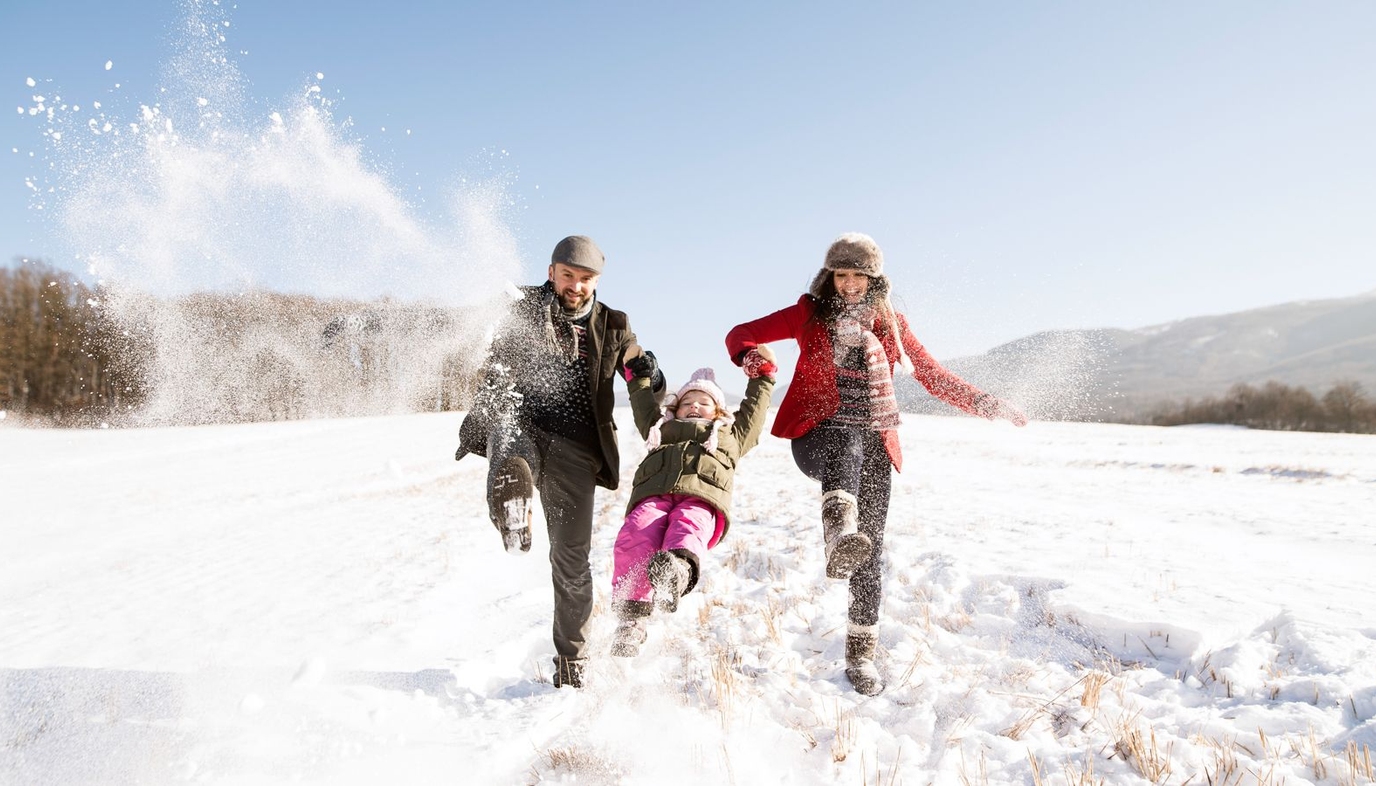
left=456, top=235, right=663, bottom=689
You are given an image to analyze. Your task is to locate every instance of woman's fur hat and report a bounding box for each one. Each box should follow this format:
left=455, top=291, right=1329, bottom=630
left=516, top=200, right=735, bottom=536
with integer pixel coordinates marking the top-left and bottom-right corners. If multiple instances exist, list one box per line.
left=826, top=232, right=884, bottom=275
left=808, top=232, right=886, bottom=298
left=645, top=368, right=735, bottom=452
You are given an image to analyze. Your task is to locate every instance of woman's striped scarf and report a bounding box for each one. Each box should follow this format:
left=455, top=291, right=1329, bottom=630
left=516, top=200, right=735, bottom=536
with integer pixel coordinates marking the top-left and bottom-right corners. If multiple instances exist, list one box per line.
left=829, top=304, right=901, bottom=430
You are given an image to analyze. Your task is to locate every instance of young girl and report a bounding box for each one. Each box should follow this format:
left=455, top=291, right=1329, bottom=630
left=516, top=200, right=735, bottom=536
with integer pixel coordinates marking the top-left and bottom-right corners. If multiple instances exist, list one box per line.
left=609, top=350, right=776, bottom=657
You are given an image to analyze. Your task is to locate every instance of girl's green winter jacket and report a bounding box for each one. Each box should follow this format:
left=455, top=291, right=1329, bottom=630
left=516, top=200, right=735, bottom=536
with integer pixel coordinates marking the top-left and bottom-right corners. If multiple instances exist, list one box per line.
left=624, top=373, right=774, bottom=538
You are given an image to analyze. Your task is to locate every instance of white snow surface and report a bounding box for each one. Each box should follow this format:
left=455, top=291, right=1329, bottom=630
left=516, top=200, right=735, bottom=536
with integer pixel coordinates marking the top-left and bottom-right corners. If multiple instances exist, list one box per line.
left=2, top=412, right=1374, bottom=785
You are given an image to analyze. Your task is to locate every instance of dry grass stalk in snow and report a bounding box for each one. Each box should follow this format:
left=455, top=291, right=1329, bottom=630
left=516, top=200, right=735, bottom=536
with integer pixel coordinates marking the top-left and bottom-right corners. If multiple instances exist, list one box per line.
left=718, top=741, right=737, bottom=786
left=709, top=644, right=738, bottom=728
left=1002, top=674, right=1089, bottom=740
left=958, top=747, right=988, bottom=786
left=1028, top=749, right=1046, bottom=786
left=937, top=609, right=974, bottom=633
left=1340, top=741, right=1375, bottom=786
left=535, top=744, right=622, bottom=782
left=530, top=659, right=550, bottom=685
left=1112, top=716, right=1173, bottom=783
left=1351, top=741, right=1374, bottom=778
left=721, top=539, right=747, bottom=573
left=1197, top=734, right=1243, bottom=786
left=1295, top=731, right=1328, bottom=782
left=860, top=748, right=902, bottom=786
left=760, top=595, right=783, bottom=645
left=830, top=703, right=856, bottom=763
left=1248, top=762, right=1282, bottom=785
left=1202, top=727, right=1375, bottom=786
left=719, top=539, right=785, bottom=581
left=1080, top=670, right=1109, bottom=711
left=788, top=717, right=818, bottom=751
left=1064, top=752, right=1105, bottom=786
left=910, top=586, right=935, bottom=634
left=698, top=594, right=727, bottom=627
left=894, top=649, right=927, bottom=690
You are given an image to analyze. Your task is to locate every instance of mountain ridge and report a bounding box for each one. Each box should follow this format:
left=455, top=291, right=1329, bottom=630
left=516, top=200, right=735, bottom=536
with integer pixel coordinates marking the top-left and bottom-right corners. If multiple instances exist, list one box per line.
left=903, top=290, right=1376, bottom=419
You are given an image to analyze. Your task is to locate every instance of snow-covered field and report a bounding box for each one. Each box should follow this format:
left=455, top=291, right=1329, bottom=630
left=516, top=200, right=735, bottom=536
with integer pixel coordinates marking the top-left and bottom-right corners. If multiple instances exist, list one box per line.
left=2, top=411, right=1373, bottom=785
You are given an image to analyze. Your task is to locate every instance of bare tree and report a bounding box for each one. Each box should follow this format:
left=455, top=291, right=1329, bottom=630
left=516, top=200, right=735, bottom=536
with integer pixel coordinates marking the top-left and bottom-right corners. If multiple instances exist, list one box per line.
left=1323, top=380, right=1370, bottom=433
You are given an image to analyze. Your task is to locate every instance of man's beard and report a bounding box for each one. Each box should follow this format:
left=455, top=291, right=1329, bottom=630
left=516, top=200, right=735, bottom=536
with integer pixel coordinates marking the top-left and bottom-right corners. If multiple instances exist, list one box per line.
left=557, top=290, right=592, bottom=313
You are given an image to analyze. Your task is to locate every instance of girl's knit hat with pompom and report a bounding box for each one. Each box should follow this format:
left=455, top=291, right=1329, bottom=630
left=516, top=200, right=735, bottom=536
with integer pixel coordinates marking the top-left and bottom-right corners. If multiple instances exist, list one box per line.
left=645, top=368, right=735, bottom=452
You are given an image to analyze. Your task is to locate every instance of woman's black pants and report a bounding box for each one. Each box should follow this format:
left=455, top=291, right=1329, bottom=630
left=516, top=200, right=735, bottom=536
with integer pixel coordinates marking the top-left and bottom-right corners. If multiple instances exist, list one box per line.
left=791, top=424, right=892, bottom=627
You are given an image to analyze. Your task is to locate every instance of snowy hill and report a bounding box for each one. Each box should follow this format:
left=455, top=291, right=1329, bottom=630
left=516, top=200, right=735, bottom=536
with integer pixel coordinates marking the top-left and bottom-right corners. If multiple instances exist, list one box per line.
left=903, top=291, right=1376, bottom=419
left=2, top=410, right=1373, bottom=784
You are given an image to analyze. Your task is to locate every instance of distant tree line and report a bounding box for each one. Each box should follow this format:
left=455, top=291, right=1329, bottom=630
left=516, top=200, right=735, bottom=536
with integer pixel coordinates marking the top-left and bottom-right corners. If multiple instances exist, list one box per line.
left=0, top=258, right=148, bottom=425
left=1, top=257, right=484, bottom=426
left=12, top=255, right=1372, bottom=435
left=1146, top=380, right=1376, bottom=434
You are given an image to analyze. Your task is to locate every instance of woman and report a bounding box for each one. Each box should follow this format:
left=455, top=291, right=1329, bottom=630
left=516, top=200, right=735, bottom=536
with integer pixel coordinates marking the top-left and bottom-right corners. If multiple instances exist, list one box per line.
left=725, top=232, right=1027, bottom=696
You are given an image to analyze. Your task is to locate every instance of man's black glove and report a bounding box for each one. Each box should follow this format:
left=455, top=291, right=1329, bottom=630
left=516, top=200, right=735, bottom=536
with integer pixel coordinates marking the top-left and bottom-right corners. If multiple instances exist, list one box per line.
left=627, top=349, right=658, bottom=380
left=626, top=350, right=657, bottom=380
left=626, top=350, right=666, bottom=393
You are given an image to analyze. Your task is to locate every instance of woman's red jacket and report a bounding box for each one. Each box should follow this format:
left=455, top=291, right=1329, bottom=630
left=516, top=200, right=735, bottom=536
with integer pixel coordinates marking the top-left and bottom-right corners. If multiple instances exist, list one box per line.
left=725, top=295, right=995, bottom=472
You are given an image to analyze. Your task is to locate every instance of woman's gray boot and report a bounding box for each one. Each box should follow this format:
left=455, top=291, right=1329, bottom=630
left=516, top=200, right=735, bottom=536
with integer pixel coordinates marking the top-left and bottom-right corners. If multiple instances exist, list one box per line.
left=822, top=489, right=872, bottom=579
left=845, top=623, right=884, bottom=696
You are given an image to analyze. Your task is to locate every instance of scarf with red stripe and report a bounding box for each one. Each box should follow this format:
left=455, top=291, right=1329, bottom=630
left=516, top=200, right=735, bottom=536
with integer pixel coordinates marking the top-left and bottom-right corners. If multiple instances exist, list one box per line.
left=831, top=304, right=901, bottom=430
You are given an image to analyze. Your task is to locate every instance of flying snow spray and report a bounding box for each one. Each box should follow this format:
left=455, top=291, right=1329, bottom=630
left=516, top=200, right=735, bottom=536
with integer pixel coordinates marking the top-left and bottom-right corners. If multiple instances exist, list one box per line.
left=23, top=0, right=518, bottom=424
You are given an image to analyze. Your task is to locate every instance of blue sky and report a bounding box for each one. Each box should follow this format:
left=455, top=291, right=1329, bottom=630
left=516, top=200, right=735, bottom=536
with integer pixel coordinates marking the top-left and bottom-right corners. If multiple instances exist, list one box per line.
left=5, top=1, right=1376, bottom=386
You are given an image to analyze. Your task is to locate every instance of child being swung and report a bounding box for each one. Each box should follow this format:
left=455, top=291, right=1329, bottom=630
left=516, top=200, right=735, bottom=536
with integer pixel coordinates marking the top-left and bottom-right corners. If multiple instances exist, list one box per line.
left=612, top=347, right=778, bottom=656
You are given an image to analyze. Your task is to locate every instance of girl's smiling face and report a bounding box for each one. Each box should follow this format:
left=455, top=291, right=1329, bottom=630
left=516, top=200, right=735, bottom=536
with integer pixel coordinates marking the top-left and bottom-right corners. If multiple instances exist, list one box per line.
left=675, top=390, right=718, bottom=420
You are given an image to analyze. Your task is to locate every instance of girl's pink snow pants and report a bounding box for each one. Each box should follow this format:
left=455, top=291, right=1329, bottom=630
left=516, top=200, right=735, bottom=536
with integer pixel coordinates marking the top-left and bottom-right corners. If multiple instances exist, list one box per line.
left=612, top=493, right=724, bottom=603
